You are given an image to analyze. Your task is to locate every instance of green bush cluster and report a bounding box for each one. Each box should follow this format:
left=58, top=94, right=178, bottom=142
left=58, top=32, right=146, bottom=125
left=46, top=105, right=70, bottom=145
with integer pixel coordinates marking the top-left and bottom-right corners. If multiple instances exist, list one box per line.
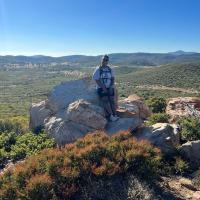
left=146, top=113, right=170, bottom=126
left=178, top=117, right=200, bottom=141
left=158, top=156, right=189, bottom=176
left=146, top=97, right=167, bottom=113
left=173, top=156, right=189, bottom=175
left=0, top=130, right=55, bottom=166
left=10, top=130, right=56, bottom=160
left=0, top=131, right=161, bottom=200
left=0, top=116, right=29, bottom=135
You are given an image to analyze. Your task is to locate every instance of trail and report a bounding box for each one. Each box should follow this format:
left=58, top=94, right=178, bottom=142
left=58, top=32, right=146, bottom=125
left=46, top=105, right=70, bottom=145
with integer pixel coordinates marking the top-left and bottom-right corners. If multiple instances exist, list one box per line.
left=136, top=85, right=200, bottom=94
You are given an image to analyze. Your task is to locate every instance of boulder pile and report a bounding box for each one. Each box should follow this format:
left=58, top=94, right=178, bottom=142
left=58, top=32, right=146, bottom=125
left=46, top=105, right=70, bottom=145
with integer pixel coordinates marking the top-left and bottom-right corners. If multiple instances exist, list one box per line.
left=166, top=97, right=200, bottom=122
left=30, top=78, right=200, bottom=163
left=29, top=78, right=149, bottom=145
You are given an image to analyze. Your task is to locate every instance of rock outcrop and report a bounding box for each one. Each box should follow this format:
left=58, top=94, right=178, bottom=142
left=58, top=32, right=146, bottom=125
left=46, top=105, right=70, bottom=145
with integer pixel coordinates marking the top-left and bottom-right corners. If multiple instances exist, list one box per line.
left=179, top=140, right=200, bottom=165
left=45, top=116, right=93, bottom=146
left=29, top=100, right=52, bottom=130
left=65, top=99, right=106, bottom=129
left=46, top=78, right=100, bottom=113
left=166, top=97, right=200, bottom=122
left=118, top=94, right=151, bottom=119
left=135, top=123, right=180, bottom=154
left=30, top=78, right=145, bottom=145
left=106, top=117, right=142, bottom=136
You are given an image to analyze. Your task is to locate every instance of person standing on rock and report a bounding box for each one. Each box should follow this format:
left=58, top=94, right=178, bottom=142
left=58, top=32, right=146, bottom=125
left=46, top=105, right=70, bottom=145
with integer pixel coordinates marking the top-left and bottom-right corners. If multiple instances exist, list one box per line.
left=92, top=55, right=119, bottom=122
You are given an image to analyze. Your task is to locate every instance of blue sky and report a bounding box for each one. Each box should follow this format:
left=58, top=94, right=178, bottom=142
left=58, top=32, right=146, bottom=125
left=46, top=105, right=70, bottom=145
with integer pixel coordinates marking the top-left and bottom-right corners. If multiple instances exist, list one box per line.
left=0, top=0, right=200, bottom=56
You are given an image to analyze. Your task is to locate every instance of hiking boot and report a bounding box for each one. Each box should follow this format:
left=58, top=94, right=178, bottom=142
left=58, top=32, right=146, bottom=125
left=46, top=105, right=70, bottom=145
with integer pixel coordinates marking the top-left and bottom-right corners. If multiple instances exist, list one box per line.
left=114, top=115, right=120, bottom=120
left=109, top=114, right=119, bottom=122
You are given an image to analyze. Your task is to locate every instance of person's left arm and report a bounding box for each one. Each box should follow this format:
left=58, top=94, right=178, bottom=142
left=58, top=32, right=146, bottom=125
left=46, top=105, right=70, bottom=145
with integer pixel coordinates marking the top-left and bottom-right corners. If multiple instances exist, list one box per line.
left=108, top=68, right=115, bottom=95
left=110, top=68, right=115, bottom=87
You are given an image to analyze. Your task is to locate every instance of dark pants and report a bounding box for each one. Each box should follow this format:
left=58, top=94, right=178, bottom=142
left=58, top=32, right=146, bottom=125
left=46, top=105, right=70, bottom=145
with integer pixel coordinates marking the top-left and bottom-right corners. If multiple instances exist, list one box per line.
left=97, top=87, right=115, bottom=118
left=97, top=87, right=114, bottom=97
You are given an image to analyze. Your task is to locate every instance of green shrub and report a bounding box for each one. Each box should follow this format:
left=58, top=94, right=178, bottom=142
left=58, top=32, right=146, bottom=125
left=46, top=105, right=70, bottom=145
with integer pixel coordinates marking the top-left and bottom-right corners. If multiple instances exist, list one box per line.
left=0, top=131, right=161, bottom=199
left=0, top=149, right=7, bottom=165
left=178, top=117, right=200, bottom=141
left=0, top=130, right=56, bottom=163
left=174, top=156, right=189, bottom=175
left=10, top=130, right=56, bottom=161
left=26, top=174, right=54, bottom=200
left=0, top=185, right=17, bottom=200
left=158, top=156, right=189, bottom=176
left=147, top=113, right=169, bottom=125
left=0, top=132, right=17, bottom=152
left=146, top=97, right=167, bottom=113
left=0, top=116, right=29, bottom=135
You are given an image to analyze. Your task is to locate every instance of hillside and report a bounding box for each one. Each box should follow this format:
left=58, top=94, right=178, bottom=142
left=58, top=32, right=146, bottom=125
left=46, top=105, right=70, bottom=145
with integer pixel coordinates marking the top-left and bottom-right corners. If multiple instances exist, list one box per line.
left=1, top=61, right=200, bottom=118
left=117, top=62, right=200, bottom=91
left=1, top=51, right=200, bottom=67
left=1, top=81, right=200, bottom=199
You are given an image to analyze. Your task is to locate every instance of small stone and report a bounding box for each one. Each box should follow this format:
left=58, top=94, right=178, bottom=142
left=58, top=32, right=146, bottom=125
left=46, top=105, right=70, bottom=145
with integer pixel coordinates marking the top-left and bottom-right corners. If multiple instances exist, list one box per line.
left=166, top=97, right=200, bottom=122
left=193, top=191, right=200, bottom=199
left=135, top=123, right=180, bottom=155
left=179, top=140, right=200, bottom=165
left=179, top=178, right=197, bottom=191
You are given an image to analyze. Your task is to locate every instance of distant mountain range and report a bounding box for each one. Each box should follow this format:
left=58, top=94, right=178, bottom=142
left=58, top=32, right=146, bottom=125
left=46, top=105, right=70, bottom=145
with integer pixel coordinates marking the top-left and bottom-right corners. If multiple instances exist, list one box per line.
left=1, top=50, right=200, bottom=66
left=167, top=50, right=197, bottom=56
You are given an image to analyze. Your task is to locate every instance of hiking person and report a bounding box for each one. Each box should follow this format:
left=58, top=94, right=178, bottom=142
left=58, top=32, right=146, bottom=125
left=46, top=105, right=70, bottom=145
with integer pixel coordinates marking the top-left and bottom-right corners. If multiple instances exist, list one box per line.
left=93, top=55, right=119, bottom=121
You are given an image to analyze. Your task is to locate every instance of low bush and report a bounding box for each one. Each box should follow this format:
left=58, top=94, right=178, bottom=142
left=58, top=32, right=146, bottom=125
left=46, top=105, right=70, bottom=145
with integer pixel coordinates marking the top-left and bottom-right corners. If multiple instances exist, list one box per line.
left=157, top=156, right=189, bottom=176
left=0, top=116, right=29, bottom=135
left=10, top=130, right=56, bottom=160
left=178, top=117, right=200, bottom=141
left=0, top=132, right=17, bottom=152
left=0, top=130, right=56, bottom=164
left=174, top=156, right=189, bottom=175
left=147, top=113, right=169, bottom=125
left=26, top=174, right=54, bottom=200
left=0, top=131, right=161, bottom=200
left=0, top=149, right=7, bottom=166
left=146, top=97, right=167, bottom=113
left=193, top=168, right=200, bottom=188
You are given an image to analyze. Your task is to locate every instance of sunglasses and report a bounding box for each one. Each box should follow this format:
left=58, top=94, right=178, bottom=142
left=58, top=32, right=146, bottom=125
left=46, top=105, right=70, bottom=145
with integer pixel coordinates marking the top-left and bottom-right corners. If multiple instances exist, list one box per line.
left=103, top=59, right=109, bottom=62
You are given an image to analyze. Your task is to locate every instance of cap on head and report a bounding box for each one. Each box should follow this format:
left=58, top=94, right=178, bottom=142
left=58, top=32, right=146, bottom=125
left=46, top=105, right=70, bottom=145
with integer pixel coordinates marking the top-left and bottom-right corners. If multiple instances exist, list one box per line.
left=102, top=54, right=109, bottom=62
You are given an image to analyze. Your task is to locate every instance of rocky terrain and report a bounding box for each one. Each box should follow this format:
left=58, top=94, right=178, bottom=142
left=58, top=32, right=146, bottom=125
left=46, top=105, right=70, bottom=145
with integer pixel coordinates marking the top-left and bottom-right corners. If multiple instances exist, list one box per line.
left=29, top=77, right=149, bottom=145
left=29, top=78, right=200, bottom=163
left=1, top=77, right=200, bottom=199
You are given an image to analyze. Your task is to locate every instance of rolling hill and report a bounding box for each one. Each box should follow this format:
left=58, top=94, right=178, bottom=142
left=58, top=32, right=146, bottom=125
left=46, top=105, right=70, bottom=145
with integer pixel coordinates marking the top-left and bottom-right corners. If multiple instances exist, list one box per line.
left=1, top=51, right=200, bottom=66
left=118, top=61, right=200, bottom=90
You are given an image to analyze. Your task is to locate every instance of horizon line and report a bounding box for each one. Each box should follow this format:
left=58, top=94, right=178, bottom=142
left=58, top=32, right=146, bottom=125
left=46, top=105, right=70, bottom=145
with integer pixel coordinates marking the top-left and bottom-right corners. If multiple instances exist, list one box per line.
left=0, top=50, right=199, bottom=57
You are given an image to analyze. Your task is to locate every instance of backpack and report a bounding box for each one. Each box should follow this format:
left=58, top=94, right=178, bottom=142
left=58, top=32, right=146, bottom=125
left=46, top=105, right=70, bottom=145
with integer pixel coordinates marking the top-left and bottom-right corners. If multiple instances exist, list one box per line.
left=99, top=66, right=112, bottom=87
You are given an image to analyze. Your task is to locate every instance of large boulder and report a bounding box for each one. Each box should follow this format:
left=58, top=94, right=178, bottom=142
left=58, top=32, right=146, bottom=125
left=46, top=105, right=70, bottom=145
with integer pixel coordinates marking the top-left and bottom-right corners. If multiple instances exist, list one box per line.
left=44, top=99, right=107, bottom=145
left=106, top=117, right=142, bottom=136
left=135, top=123, right=180, bottom=154
left=29, top=100, right=51, bottom=130
left=166, top=97, right=200, bottom=122
left=29, top=78, right=147, bottom=145
left=118, top=94, right=151, bottom=119
left=179, top=140, right=200, bottom=165
left=45, top=116, right=93, bottom=146
left=46, top=78, right=99, bottom=113
left=65, top=99, right=107, bottom=129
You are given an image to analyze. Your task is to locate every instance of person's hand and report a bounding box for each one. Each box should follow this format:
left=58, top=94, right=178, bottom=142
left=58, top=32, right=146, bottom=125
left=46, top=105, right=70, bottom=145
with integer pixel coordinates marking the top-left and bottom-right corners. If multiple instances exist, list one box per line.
left=103, top=87, right=108, bottom=93
left=108, top=87, right=114, bottom=95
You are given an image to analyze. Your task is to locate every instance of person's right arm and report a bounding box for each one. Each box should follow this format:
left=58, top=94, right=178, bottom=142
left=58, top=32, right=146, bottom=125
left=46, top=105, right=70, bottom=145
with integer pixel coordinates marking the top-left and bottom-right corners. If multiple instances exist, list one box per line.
left=92, top=68, right=107, bottom=92
left=95, top=80, right=107, bottom=92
